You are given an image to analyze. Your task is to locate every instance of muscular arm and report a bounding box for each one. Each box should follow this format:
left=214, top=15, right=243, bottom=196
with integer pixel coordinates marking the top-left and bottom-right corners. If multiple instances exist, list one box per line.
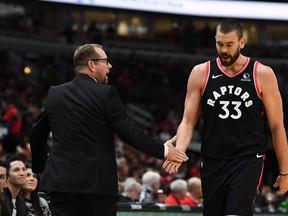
left=163, top=62, right=207, bottom=173
left=257, top=63, right=288, bottom=193
left=176, top=64, right=205, bottom=152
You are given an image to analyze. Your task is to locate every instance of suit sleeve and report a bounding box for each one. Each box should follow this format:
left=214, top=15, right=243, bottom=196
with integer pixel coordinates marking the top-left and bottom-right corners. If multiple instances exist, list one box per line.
left=105, top=86, right=164, bottom=159
left=29, top=104, right=51, bottom=173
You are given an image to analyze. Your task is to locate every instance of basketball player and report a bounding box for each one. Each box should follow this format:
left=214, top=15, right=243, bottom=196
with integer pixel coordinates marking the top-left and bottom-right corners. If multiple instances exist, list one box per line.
left=163, top=19, right=288, bottom=216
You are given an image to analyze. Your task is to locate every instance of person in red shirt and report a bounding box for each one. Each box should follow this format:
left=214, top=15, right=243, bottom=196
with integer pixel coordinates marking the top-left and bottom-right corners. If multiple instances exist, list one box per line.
left=2, top=102, right=22, bottom=155
left=164, top=179, right=187, bottom=205
left=181, top=177, right=202, bottom=206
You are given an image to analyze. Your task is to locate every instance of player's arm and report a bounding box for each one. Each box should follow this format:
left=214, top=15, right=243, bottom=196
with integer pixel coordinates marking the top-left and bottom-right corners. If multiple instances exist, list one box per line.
left=163, top=62, right=206, bottom=173
left=175, top=63, right=206, bottom=152
left=257, top=63, right=288, bottom=193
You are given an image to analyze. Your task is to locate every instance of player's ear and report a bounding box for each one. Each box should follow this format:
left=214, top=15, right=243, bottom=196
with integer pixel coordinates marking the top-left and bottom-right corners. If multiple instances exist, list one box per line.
left=240, top=37, right=246, bottom=49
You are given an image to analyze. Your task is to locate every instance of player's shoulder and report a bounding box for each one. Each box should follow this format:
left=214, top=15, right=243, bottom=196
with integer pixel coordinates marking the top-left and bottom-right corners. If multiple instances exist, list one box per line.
left=193, top=61, right=209, bottom=70
left=191, top=61, right=209, bottom=77
left=187, top=61, right=209, bottom=88
left=254, top=61, right=278, bottom=93
left=255, top=61, right=275, bottom=80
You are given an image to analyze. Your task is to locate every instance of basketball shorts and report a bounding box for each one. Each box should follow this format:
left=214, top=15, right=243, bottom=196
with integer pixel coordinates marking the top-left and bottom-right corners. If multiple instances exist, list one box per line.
left=201, top=153, right=265, bottom=216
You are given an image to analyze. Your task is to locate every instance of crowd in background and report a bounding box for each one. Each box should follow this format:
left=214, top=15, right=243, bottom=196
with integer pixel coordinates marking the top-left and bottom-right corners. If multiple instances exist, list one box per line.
left=0, top=2, right=288, bottom=213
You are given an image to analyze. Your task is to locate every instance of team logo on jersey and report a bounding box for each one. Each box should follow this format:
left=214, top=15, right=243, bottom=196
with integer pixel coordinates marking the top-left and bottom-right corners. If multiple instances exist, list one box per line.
left=206, top=85, right=253, bottom=119
left=241, top=73, right=251, bottom=81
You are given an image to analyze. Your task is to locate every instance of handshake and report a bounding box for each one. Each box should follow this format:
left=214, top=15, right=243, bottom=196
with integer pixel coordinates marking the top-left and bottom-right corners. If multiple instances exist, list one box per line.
left=163, top=135, right=188, bottom=174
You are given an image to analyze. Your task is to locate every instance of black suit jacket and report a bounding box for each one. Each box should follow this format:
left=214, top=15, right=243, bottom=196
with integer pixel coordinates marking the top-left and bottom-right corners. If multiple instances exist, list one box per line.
left=2, top=188, right=28, bottom=216
left=29, top=74, right=164, bottom=196
left=0, top=194, right=10, bottom=216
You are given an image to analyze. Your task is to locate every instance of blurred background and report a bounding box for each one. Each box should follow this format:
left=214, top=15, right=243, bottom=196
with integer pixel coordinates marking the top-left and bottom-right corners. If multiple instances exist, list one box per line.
left=0, top=0, right=287, bottom=212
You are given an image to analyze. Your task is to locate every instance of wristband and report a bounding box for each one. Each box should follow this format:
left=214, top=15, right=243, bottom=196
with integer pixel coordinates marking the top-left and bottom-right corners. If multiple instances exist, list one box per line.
left=279, top=173, right=288, bottom=177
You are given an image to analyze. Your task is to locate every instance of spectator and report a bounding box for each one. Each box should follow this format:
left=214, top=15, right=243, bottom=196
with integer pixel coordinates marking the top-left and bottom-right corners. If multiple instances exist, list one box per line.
left=118, top=180, right=142, bottom=203
left=181, top=177, right=202, bottom=206
left=140, top=170, right=161, bottom=203
left=0, top=160, right=9, bottom=215
left=117, top=157, right=129, bottom=183
left=1, top=101, right=22, bottom=156
left=0, top=160, right=7, bottom=192
left=20, top=163, right=51, bottom=216
left=164, top=179, right=188, bottom=205
left=3, top=156, right=28, bottom=216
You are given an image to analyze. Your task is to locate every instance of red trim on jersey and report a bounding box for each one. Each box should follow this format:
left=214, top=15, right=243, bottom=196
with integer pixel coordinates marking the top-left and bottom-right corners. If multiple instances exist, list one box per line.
left=256, top=154, right=265, bottom=191
left=254, top=61, right=265, bottom=117
left=253, top=155, right=265, bottom=205
left=201, top=61, right=210, bottom=95
left=216, top=57, right=250, bottom=78
left=261, top=110, right=265, bottom=117
left=253, top=61, right=262, bottom=99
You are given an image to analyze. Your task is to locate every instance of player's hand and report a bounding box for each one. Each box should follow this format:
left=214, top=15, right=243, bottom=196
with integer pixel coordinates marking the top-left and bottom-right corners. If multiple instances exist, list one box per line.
left=273, top=175, right=288, bottom=194
left=162, top=159, right=182, bottom=173
left=164, top=135, right=188, bottom=163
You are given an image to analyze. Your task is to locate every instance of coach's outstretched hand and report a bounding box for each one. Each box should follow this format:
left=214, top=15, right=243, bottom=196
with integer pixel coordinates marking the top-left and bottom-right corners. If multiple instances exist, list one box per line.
left=164, top=135, right=188, bottom=164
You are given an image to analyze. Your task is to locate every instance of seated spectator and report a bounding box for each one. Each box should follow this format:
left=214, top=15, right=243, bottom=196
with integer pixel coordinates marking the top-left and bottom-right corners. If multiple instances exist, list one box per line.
left=1, top=101, right=22, bottom=157
left=118, top=180, right=142, bottom=203
left=3, top=156, right=28, bottom=215
left=164, top=179, right=188, bottom=205
left=139, top=171, right=161, bottom=203
left=181, top=176, right=202, bottom=206
left=0, top=160, right=7, bottom=192
left=20, top=163, right=51, bottom=216
left=254, top=185, right=269, bottom=208
left=117, top=157, right=129, bottom=183
left=0, top=160, right=9, bottom=215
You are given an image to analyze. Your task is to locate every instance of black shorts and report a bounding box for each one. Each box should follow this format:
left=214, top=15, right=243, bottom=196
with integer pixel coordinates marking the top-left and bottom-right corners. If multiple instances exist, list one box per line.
left=201, top=153, right=265, bottom=216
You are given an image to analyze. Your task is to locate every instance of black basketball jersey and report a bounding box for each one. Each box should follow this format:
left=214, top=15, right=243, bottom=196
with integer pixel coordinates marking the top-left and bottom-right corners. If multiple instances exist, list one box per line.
left=201, top=57, right=267, bottom=159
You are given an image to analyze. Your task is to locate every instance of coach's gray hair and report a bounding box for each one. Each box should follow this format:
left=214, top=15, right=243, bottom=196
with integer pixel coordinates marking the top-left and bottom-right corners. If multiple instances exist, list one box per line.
left=73, top=43, right=103, bottom=69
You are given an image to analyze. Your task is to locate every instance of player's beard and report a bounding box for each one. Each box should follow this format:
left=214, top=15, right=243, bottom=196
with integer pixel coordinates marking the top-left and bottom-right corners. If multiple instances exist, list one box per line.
left=219, top=47, right=240, bottom=66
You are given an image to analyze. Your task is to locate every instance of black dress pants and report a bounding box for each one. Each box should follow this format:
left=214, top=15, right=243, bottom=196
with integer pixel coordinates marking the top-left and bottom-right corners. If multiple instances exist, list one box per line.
left=49, top=192, right=117, bottom=216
